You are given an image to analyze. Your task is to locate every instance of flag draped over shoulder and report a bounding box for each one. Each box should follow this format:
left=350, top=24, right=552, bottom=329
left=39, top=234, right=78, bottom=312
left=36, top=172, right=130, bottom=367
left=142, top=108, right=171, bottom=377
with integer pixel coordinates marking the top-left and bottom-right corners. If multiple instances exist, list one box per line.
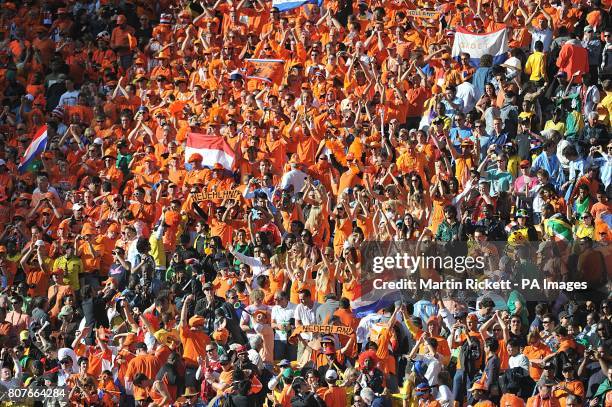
left=185, top=133, right=235, bottom=170
left=451, top=27, right=508, bottom=65
left=245, top=59, right=285, bottom=85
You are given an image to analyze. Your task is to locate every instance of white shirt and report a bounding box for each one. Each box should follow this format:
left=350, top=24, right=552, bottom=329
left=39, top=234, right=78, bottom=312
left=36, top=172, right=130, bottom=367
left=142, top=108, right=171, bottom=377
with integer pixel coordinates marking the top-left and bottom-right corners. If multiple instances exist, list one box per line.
left=456, top=81, right=477, bottom=114
left=294, top=302, right=319, bottom=340
left=414, top=354, right=442, bottom=386
left=58, top=90, right=80, bottom=107
left=271, top=302, right=297, bottom=340
left=530, top=27, right=553, bottom=51
left=509, top=353, right=530, bottom=372
left=280, top=169, right=308, bottom=193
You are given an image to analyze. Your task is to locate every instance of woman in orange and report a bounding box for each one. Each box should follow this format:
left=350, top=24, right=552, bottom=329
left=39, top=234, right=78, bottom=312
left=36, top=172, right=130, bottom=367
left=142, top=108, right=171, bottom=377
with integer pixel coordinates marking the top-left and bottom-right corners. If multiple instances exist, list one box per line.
left=315, top=247, right=336, bottom=304
left=337, top=246, right=361, bottom=303
left=287, top=256, right=315, bottom=305
left=428, top=179, right=453, bottom=234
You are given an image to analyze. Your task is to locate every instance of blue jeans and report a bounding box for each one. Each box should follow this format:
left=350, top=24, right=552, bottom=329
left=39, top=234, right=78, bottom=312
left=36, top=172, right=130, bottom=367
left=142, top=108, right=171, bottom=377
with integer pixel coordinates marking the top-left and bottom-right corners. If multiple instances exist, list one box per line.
left=452, top=369, right=476, bottom=405
left=274, top=339, right=297, bottom=360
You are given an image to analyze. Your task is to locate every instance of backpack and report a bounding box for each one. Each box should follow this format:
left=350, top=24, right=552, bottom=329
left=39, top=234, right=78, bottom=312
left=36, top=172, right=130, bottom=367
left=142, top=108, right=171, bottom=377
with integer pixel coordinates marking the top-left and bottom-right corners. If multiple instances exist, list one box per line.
left=459, top=339, right=481, bottom=377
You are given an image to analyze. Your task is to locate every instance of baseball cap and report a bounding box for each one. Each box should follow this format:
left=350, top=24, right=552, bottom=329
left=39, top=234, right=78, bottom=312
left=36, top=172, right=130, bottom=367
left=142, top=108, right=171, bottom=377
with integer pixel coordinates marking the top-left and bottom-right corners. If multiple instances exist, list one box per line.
left=519, top=159, right=530, bottom=169
left=415, top=381, right=431, bottom=396
left=279, top=359, right=291, bottom=367
left=325, top=370, right=338, bottom=381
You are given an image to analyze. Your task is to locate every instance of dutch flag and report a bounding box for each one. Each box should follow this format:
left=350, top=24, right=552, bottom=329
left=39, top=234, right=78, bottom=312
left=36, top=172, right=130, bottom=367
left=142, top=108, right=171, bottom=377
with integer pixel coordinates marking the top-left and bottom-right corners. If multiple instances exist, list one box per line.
left=18, top=125, right=48, bottom=174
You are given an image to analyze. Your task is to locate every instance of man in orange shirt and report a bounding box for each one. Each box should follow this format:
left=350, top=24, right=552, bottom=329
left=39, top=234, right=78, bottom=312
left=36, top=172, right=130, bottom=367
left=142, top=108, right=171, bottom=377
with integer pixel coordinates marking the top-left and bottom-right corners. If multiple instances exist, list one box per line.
left=179, top=294, right=211, bottom=388
left=322, top=370, right=345, bottom=407
left=125, top=342, right=162, bottom=403
left=75, top=224, right=100, bottom=289
left=527, top=379, right=562, bottom=407
left=110, top=15, right=135, bottom=69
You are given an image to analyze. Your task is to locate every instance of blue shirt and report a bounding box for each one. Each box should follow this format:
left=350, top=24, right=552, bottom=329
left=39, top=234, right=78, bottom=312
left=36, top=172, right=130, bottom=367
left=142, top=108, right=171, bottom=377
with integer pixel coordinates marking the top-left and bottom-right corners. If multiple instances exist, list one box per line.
left=449, top=126, right=473, bottom=151
left=486, top=168, right=513, bottom=196
left=532, top=151, right=562, bottom=188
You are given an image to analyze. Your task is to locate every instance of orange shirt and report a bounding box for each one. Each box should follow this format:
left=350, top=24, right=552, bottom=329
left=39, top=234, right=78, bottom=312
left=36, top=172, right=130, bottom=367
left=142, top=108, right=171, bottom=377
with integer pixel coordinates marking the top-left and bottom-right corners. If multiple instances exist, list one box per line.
left=179, top=325, right=210, bottom=367
left=125, top=354, right=161, bottom=401
left=523, top=342, right=552, bottom=381
left=78, top=241, right=101, bottom=273
left=553, top=380, right=584, bottom=407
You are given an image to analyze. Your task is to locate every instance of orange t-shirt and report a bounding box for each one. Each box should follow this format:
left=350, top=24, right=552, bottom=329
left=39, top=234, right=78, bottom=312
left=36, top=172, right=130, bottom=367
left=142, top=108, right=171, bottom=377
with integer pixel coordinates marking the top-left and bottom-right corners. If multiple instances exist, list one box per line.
left=179, top=325, right=210, bottom=367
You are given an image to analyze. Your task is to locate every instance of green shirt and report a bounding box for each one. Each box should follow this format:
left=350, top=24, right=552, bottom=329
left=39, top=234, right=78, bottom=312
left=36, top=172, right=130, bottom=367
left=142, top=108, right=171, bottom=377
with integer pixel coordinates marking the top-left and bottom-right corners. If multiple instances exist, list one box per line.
left=435, top=220, right=460, bottom=242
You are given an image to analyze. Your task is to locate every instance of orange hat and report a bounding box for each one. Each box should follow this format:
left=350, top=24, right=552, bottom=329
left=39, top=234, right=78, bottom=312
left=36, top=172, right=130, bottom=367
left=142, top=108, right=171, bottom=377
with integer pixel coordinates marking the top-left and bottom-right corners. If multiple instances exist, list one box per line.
left=122, top=333, right=137, bottom=348
left=156, top=51, right=170, bottom=59
left=81, top=223, right=96, bottom=236
left=432, top=85, right=443, bottom=94
left=107, top=223, right=121, bottom=233
left=103, top=149, right=116, bottom=159
left=213, top=163, right=224, bottom=170
left=212, top=329, right=229, bottom=342
left=134, top=57, right=146, bottom=65
left=189, top=315, right=206, bottom=327
left=586, top=10, right=602, bottom=27
left=188, top=153, right=203, bottom=163
left=116, top=14, right=127, bottom=24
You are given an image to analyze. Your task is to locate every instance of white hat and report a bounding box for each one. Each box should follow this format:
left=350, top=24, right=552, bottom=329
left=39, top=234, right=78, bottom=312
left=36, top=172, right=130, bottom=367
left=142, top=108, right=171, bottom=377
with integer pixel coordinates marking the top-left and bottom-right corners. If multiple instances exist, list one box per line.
left=35, top=240, right=45, bottom=247
left=0, top=159, right=6, bottom=166
left=24, top=94, right=34, bottom=102
left=325, top=370, right=338, bottom=381
left=93, top=137, right=104, bottom=145
left=72, top=203, right=83, bottom=211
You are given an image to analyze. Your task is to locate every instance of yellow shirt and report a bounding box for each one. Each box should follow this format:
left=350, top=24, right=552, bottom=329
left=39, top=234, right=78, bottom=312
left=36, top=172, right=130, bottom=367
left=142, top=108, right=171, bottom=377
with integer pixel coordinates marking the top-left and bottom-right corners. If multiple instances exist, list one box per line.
left=524, top=51, right=546, bottom=81
left=544, top=120, right=566, bottom=136
left=599, top=92, right=612, bottom=126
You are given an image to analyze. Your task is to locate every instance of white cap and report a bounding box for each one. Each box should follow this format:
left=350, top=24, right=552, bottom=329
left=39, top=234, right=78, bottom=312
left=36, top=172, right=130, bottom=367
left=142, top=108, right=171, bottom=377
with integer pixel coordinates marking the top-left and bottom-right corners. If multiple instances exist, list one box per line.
left=325, top=370, right=338, bottom=381
left=24, top=94, right=34, bottom=102
left=93, top=137, right=103, bottom=145
left=0, top=159, right=5, bottom=166
left=72, top=203, right=83, bottom=211
left=35, top=240, right=45, bottom=247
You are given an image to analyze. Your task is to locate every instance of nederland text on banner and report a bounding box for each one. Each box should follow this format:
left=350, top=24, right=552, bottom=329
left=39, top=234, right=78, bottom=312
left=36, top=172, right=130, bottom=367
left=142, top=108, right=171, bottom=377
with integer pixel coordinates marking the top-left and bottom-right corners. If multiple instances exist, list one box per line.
left=406, top=9, right=440, bottom=19
left=451, top=26, right=508, bottom=65
left=272, top=0, right=323, bottom=12
left=245, top=59, right=285, bottom=85
left=185, top=133, right=235, bottom=171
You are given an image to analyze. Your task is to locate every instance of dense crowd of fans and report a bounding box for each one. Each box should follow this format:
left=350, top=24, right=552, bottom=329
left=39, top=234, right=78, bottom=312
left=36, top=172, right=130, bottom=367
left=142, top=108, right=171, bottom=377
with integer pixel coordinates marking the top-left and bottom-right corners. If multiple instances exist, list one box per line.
left=0, top=0, right=610, bottom=406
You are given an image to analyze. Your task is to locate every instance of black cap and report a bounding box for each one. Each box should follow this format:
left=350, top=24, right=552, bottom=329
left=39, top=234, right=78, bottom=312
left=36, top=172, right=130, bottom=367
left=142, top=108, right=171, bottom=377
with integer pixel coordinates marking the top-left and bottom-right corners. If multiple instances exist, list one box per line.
left=219, top=354, right=230, bottom=364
